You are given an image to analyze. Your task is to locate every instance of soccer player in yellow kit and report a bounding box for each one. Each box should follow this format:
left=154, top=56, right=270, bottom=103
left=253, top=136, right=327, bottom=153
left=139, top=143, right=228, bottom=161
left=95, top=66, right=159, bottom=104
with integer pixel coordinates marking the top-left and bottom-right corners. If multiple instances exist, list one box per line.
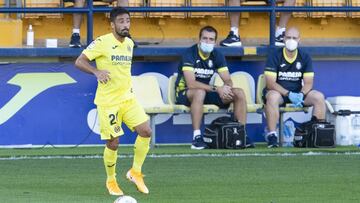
left=75, top=7, right=151, bottom=195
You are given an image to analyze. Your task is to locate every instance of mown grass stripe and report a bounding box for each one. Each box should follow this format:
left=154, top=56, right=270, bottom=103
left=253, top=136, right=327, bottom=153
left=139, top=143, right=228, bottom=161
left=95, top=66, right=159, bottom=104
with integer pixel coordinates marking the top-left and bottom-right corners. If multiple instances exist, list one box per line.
left=1, top=151, right=360, bottom=160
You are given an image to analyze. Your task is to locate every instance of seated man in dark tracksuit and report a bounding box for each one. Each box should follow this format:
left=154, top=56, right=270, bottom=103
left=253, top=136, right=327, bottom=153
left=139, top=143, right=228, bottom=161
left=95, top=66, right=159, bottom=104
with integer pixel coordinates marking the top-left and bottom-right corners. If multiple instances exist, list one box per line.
left=175, top=26, right=251, bottom=149
left=263, top=27, right=326, bottom=148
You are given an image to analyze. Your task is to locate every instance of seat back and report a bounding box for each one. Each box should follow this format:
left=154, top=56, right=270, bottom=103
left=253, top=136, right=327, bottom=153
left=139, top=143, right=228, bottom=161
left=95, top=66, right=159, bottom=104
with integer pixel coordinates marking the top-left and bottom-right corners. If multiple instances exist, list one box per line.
left=256, top=74, right=266, bottom=105
left=241, top=0, right=267, bottom=6
left=189, top=0, right=226, bottom=18
left=148, top=0, right=186, bottom=18
left=214, top=73, right=254, bottom=104
left=311, top=0, right=347, bottom=18
left=24, top=0, right=62, bottom=18
left=106, top=0, right=145, bottom=18
left=132, top=75, right=164, bottom=107
left=167, top=74, right=177, bottom=105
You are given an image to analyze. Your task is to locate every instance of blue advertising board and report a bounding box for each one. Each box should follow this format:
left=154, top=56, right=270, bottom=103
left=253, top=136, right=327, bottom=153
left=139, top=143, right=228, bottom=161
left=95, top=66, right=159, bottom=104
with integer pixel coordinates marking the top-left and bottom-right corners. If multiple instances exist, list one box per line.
left=0, top=60, right=359, bottom=146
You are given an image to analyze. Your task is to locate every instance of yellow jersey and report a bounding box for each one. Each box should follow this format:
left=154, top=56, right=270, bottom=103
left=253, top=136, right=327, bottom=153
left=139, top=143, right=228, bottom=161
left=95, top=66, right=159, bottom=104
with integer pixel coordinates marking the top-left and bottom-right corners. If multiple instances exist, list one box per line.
left=82, top=33, right=135, bottom=106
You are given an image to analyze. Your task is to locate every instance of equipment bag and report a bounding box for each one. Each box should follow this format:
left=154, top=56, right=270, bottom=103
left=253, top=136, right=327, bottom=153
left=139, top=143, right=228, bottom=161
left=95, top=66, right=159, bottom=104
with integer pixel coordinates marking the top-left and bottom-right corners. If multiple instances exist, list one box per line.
left=203, top=116, right=246, bottom=149
left=294, top=120, right=335, bottom=148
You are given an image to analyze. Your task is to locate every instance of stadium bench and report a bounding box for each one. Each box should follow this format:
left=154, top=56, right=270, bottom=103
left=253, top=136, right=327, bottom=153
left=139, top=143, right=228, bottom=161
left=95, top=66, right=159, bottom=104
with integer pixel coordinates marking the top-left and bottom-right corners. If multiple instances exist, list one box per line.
left=214, top=72, right=263, bottom=113
left=351, top=0, right=360, bottom=18
left=132, top=75, right=174, bottom=147
left=167, top=74, right=220, bottom=113
left=189, top=0, right=226, bottom=18
left=167, top=72, right=263, bottom=119
left=311, top=0, right=347, bottom=18
left=148, top=0, right=187, bottom=18
left=106, top=0, right=146, bottom=18
left=64, top=0, right=110, bottom=7
left=23, top=0, right=62, bottom=18
left=135, top=73, right=258, bottom=147
left=256, top=74, right=309, bottom=146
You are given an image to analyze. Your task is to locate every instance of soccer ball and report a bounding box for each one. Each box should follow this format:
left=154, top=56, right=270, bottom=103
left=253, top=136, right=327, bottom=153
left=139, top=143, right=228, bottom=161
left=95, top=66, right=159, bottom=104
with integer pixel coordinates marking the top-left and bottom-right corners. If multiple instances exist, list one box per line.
left=113, top=195, right=137, bottom=203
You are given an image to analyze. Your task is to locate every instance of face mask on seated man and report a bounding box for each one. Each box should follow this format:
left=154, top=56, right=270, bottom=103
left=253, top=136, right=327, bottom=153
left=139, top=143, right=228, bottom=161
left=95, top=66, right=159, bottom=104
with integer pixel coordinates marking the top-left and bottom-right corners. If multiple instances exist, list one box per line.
left=199, top=42, right=215, bottom=53
left=285, top=38, right=298, bottom=52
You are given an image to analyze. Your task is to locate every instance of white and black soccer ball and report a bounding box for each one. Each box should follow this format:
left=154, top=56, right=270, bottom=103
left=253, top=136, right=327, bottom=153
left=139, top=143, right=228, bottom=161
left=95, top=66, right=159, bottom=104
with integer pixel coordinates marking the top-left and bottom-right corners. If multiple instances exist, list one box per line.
left=113, top=195, right=137, bottom=203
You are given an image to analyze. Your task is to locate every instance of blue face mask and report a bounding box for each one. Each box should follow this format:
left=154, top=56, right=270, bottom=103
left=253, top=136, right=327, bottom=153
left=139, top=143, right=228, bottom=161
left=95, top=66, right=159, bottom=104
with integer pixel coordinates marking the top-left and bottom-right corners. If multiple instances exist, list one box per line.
left=199, top=42, right=214, bottom=53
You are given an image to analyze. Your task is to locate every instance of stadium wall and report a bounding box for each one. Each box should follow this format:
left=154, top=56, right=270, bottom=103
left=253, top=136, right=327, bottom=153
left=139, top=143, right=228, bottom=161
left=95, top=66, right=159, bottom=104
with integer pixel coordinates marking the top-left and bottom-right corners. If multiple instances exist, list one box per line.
left=0, top=60, right=359, bottom=146
left=2, top=13, right=360, bottom=47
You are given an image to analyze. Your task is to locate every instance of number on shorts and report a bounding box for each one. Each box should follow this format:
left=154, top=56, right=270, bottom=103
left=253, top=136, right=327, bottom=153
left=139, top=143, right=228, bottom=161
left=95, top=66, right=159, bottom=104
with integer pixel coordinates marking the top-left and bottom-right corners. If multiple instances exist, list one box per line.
left=109, top=112, right=118, bottom=125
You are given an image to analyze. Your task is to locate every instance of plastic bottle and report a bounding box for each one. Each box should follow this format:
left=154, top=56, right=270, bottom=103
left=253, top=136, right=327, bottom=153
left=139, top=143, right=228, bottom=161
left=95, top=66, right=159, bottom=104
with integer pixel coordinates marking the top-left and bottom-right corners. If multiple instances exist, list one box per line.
left=27, top=25, right=34, bottom=47
left=351, top=115, right=360, bottom=146
left=283, top=119, right=295, bottom=147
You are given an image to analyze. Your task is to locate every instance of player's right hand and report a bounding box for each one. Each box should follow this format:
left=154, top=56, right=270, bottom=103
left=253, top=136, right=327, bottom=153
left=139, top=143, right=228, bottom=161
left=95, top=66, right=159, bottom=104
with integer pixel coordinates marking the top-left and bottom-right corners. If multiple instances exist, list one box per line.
left=94, top=70, right=111, bottom=84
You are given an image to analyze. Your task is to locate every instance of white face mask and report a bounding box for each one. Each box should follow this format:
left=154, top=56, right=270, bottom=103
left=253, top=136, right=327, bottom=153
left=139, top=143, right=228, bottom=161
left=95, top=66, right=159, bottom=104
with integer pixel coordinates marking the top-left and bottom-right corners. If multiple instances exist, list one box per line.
left=285, top=39, right=298, bottom=52
left=199, top=42, right=214, bottom=53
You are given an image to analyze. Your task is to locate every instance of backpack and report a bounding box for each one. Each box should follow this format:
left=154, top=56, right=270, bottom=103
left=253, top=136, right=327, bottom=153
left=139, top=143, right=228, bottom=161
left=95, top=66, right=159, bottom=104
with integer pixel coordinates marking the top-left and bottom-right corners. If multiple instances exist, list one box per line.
left=203, top=116, right=246, bottom=149
left=294, top=120, right=335, bottom=148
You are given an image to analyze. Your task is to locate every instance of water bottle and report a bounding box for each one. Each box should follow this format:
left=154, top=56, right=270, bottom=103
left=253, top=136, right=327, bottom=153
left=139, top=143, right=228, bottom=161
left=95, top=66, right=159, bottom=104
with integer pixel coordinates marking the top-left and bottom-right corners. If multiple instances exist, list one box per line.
left=351, top=115, right=360, bottom=146
left=283, top=119, right=295, bottom=147
left=27, top=24, right=34, bottom=47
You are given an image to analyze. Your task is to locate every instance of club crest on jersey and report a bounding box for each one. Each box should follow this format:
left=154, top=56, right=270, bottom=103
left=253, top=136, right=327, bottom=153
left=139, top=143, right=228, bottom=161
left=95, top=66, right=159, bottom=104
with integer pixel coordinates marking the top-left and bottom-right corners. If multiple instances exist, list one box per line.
left=208, top=60, right=213, bottom=68
left=127, top=45, right=132, bottom=52
left=296, top=62, right=302, bottom=70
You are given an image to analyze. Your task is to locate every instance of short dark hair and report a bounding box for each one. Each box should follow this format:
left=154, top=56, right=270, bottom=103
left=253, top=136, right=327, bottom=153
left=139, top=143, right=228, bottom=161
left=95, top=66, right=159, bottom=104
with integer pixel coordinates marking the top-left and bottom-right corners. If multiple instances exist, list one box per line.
left=110, top=7, right=130, bottom=22
left=199, top=26, right=218, bottom=40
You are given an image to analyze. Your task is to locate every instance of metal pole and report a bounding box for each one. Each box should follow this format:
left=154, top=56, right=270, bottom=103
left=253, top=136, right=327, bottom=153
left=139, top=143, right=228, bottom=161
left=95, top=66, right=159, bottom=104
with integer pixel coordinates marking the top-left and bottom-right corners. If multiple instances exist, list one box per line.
left=16, top=0, right=22, bottom=19
left=269, top=0, right=276, bottom=47
left=279, top=112, right=284, bottom=147
left=150, top=115, right=156, bottom=148
left=86, top=0, right=94, bottom=46
left=5, top=0, right=10, bottom=18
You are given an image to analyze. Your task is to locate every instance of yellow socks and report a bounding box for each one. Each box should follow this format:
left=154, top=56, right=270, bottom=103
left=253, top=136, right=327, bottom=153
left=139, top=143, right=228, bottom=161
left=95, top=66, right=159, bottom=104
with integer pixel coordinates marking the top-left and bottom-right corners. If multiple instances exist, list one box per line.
left=103, top=147, right=118, bottom=181
left=103, top=136, right=149, bottom=180
left=132, top=136, right=150, bottom=173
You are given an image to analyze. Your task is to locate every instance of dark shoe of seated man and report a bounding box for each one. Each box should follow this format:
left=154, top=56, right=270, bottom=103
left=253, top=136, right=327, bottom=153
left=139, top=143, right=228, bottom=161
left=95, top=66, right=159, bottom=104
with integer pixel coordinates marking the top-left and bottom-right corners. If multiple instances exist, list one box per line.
left=69, top=33, right=82, bottom=48
left=266, top=132, right=279, bottom=148
left=191, top=135, right=208, bottom=150
left=220, top=31, right=242, bottom=47
left=275, top=30, right=285, bottom=47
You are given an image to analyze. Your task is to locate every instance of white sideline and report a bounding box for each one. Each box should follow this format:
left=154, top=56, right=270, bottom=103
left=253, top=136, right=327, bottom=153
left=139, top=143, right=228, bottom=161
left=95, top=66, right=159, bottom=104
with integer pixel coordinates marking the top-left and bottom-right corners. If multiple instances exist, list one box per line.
left=1, top=152, right=360, bottom=160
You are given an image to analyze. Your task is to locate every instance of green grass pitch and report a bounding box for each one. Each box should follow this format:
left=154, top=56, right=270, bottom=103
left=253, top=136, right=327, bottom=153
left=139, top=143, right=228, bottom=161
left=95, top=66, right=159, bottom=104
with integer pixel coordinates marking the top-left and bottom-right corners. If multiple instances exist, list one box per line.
left=0, top=145, right=359, bottom=203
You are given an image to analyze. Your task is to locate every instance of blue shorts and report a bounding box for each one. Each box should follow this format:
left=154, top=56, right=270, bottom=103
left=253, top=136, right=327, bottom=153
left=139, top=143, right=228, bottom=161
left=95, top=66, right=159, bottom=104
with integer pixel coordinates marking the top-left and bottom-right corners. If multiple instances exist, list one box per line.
left=175, top=90, right=230, bottom=109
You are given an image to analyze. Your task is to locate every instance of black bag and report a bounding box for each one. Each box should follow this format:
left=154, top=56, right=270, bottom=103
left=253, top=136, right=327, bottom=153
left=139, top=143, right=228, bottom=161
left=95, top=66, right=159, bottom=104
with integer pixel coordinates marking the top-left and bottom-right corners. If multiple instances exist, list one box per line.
left=294, top=120, right=335, bottom=148
left=203, top=116, right=246, bottom=149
